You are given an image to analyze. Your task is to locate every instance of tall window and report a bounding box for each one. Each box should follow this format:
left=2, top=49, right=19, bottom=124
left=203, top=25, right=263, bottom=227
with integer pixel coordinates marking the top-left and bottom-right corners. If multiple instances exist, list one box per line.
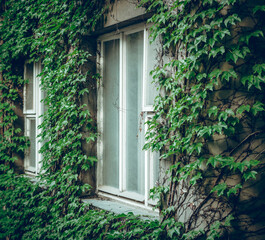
left=97, top=25, right=159, bottom=207
left=23, top=62, right=44, bottom=174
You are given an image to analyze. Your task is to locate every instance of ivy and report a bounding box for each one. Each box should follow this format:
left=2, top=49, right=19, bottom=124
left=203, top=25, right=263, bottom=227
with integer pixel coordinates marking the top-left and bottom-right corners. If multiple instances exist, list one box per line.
left=1, top=0, right=265, bottom=239
left=142, top=0, right=265, bottom=238
left=1, top=0, right=107, bottom=239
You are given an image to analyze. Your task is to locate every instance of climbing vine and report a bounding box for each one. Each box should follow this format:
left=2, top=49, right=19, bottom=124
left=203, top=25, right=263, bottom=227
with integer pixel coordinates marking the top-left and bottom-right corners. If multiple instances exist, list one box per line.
left=0, top=0, right=265, bottom=239
left=141, top=0, right=265, bottom=238
left=0, top=0, right=106, bottom=238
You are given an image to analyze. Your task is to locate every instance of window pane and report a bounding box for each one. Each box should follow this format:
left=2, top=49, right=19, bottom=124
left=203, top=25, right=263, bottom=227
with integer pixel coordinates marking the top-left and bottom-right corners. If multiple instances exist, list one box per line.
left=39, top=64, right=47, bottom=114
left=146, top=36, right=159, bottom=106
left=151, top=151, right=160, bottom=188
left=42, top=91, right=48, bottom=115
left=29, top=119, right=36, bottom=169
left=25, top=62, right=34, bottom=110
left=126, top=31, right=145, bottom=195
left=103, top=39, right=120, bottom=188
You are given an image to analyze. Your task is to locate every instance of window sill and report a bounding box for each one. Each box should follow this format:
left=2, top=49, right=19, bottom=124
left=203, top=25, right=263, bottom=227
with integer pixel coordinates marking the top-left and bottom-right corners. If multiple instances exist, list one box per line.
left=24, top=173, right=39, bottom=182
left=82, top=197, right=159, bottom=220
left=98, top=185, right=145, bottom=202
left=24, top=174, right=159, bottom=220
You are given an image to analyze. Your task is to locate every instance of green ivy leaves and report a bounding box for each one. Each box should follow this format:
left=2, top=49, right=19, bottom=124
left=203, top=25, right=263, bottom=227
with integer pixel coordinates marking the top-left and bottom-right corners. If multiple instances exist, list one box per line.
left=143, top=0, right=265, bottom=237
left=0, top=0, right=104, bottom=239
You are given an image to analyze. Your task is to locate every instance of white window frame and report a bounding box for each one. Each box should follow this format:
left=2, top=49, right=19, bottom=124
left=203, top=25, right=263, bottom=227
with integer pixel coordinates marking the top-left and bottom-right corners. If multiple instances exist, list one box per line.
left=23, top=61, right=43, bottom=175
left=97, top=23, right=159, bottom=209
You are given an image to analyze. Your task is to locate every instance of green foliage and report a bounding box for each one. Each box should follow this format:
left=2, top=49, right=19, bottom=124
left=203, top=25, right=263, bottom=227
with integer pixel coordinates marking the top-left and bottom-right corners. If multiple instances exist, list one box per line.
left=0, top=0, right=175, bottom=239
left=1, top=0, right=265, bottom=239
left=141, top=0, right=265, bottom=238
left=0, top=170, right=164, bottom=240
left=1, top=0, right=112, bottom=239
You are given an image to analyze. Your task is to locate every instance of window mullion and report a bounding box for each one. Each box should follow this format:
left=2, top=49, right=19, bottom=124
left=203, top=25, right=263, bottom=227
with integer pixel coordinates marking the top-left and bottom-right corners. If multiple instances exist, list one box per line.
left=35, top=63, right=39, bottom=173
left=142, top=27, right=148, bottom=111
left=119, top=33, right=126, bottom=192
left=36, top=62, right=42, bottom=173
left=23, top=64, right=27, bottom=114
left=33, top=62, right=36, bottom=114
left=25, top=117, right=30, bottom=170
left=143, top=28, right=149, bottom=206
left=97, top=40, right=103, bottom=188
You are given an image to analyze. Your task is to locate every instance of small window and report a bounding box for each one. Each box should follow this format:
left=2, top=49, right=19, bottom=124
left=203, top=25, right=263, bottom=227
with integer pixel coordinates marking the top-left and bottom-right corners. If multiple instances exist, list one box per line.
left=23, top=61, right=44, bottom=174
left=97, top=24, right=159, bottom=208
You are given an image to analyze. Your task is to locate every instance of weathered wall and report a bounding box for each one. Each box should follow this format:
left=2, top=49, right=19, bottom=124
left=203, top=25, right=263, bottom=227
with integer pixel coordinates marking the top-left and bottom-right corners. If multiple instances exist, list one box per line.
left=103, top=0, right=145, bottom=28
left=155, top=3, right=265, bottom=238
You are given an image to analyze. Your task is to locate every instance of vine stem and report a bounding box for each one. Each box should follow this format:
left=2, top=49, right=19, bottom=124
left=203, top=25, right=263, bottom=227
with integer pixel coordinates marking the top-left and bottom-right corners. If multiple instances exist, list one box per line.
left=186, top=168, right=225, bottom=231
left=229, top=130, right=262, bottom=155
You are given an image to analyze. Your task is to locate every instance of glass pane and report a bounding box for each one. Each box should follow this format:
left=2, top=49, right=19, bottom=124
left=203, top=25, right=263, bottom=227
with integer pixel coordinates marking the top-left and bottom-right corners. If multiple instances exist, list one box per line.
left=146, top=35, right=159, bottom=106
left=25, top=62, right=34, bottom=110
left=39, top=64, right=47, bottom=114
left=152, top=151, right=160, bottom=187
left=42, top=91, right=47, bottom=115
left=126, top=31, right=145, bottom=195
left=103, top=39, right=120, bottom=188
left=29, top=119, right=36, bottom=169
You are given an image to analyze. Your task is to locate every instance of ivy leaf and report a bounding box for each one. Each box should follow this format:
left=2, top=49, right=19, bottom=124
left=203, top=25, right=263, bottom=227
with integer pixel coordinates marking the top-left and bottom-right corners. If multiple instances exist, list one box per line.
left=253, top=5, right=265, bottom=14
left=207, top=156, right=218, bottom=168
left=205, top=82, right=214, bottom=91
left=209, top=38, right=216, bottom=48
left=203, top=0, right=214, bottom=5
left=225, top=108, right=235, bottom=116
left=251, top=101, right=264, bottom=116
left=209, top=46, right=225, bottom=58
left=169, top=162, right=181, bottom=172
left=211, top=183, right=227, bottom=196
left=218, top=111, right=228, bottom=121
left=253, top=63, right=265, bottom=74
left=209, top=69, right=222, bottom=80
left=219, top=156, right=234, bottom=168
left=243, top=171, right=258, bottom=181
left=210, top=18, right=223, bottom=28
left=212, top=123, right=227, bottom=134
left=227, top=48, right=242, bottom=63
left=233, top=162, right=245, bottom=173
left=196, top=74, right=207, bottom=81
left=190, top=172, right=202, bottom=185
left=167, top=228, right=176, bottom=238
left=253, top=76, right=262, bottom=89
left=87, top=156, right=97, bottom=165
left=221, top=69, right=237, bottom=82
left=224, top=14, right=241, bottom=27
left=240, top=159, right=260, bottom=171
left=242, top=46, right=250, bottom=57
left=187, top=143, right=203, bottom=155
left=248, top=159, right=260, bottom=167
left=241, top=75, right=250, bottom=86
left=240, top=30, right=264, bottom=45
left=214, top=29, right=230, bottom=41
left=227, top=184, right=242, bottom=197
left=236, top=105, right=250, bottom=115
left=198, top=126, right=212, bottom=137
left=208, top=106, right=218, bottom=117
left=224, top=215, right=235, bottom=227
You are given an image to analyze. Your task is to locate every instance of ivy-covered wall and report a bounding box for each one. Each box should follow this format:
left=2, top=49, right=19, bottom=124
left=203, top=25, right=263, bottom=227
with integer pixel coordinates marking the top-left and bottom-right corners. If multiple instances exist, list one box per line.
left=141, top=0, right=265, bottom=238
left=0, top=0, right=265, bottom=239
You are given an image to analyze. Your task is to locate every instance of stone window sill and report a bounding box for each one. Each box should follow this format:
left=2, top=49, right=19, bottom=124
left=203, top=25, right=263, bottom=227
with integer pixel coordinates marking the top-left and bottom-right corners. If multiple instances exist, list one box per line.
left=24, top=174, right=159, bottom=220
left=82, top=197, right=159, bottom=220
